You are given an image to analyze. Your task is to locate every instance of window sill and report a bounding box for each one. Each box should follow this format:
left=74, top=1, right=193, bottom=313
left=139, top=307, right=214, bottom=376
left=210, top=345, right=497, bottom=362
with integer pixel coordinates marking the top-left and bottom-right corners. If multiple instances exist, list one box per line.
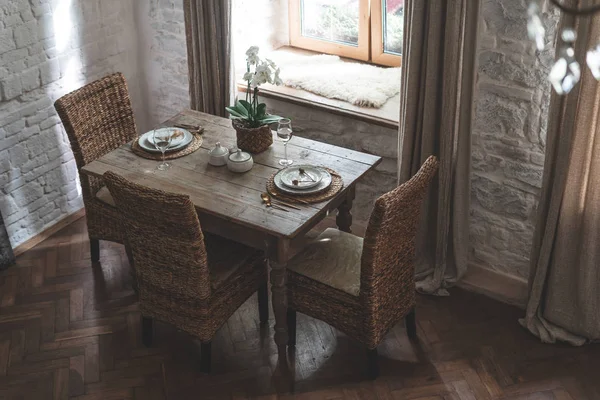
left=237, top=47, right=400, bottom=130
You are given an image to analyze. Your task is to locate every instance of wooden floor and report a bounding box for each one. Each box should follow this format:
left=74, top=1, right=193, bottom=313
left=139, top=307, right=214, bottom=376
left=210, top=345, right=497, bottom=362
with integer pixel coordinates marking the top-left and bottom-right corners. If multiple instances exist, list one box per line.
left=0, top=217, right=599, bottom=399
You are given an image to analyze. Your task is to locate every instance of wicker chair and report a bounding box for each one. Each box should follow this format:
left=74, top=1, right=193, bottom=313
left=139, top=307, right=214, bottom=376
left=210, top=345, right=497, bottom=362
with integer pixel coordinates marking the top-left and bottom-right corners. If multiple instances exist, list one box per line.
left=286, top=156, right=439, bottom=379
left=54, top=73, right=138, bottom=262
left=103, top=171, right=269, bottom=373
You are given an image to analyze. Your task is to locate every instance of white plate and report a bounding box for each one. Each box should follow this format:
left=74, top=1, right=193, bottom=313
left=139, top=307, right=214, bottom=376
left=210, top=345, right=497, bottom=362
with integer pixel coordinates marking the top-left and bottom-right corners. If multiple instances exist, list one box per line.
left=279, top=165, right=324, bottom=190
left=138, top=128, right=193, bottom=153
left=274, top=166, right=332, bottom=196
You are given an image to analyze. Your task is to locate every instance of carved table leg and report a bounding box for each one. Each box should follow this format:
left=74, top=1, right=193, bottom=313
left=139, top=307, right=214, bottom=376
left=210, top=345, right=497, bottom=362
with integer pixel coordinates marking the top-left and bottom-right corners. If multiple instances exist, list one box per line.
left=336, top=198, right=354, bottom=233
left=268, top=239, right=293, bottom=389
left=269, top=258, right=288, bottom=356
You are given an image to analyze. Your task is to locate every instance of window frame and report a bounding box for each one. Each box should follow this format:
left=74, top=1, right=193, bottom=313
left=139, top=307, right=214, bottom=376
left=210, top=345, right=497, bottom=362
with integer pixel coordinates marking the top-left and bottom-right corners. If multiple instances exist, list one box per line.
left=288, top=0, right=402, bottom=67
left=370, top=0, right=402, bottom=67
left=288, top=0, right=371, bottom=62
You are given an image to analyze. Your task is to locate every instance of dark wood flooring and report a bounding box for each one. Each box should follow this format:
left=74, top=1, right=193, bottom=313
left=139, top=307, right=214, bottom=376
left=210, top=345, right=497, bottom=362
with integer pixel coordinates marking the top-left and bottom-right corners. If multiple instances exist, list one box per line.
left=0, top=217, right=598, bottom=399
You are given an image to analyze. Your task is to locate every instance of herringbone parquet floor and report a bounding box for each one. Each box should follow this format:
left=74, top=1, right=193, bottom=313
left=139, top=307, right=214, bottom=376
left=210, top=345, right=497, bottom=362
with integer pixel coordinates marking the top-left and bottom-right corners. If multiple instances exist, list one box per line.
left=0, top=217, right=598, bottom=399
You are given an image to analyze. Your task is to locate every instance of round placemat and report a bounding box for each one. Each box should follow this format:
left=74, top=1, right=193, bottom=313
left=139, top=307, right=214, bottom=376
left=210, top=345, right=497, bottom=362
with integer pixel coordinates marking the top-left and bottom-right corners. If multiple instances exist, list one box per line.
left=267, top=168, right=344, bottom=204
left=131, top=131, right=204, bottom=160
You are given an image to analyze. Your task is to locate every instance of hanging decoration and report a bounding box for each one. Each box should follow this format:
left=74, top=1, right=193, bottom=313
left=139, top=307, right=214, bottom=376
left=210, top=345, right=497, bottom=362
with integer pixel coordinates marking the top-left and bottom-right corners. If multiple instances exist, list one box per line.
left=529, top=0, right=600, bottom=94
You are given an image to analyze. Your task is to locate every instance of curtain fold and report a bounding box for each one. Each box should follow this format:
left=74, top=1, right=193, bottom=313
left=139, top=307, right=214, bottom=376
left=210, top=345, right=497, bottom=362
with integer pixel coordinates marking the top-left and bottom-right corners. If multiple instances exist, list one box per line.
left=184, top=0, right=233, bottom=117
left=519, top=12, right=600, bottom=345
left=398, top=0, right=480, bottom=295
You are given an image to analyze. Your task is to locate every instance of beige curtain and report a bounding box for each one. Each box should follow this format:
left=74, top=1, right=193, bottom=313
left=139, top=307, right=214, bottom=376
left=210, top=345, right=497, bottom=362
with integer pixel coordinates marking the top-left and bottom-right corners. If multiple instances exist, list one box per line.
left=184, top=0, right=233, bottom=117
left=398, top=1, right=480, bottom=295
left=519, top=13, right=600, bottom=345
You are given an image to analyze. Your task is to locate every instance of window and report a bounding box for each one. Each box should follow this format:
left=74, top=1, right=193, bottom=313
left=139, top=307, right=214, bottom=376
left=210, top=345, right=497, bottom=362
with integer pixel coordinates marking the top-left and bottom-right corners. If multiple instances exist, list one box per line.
left=289, top=0, right=403, bottom=67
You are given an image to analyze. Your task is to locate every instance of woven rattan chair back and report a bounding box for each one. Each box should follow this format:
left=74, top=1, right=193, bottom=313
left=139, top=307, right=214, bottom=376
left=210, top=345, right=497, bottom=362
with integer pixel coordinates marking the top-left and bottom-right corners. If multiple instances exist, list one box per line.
left=54, top=73, right=137, bottom=201
left=360, top=156, right=439, bottom=343
left=103, top=172, right=211, bottom=305
left=54, top=72, right=137, bottom=168
left=54, top=73, right=138, bottom=255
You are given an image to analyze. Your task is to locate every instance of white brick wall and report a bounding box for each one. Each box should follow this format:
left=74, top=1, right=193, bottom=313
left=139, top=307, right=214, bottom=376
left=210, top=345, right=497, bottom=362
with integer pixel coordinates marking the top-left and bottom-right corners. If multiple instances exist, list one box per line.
left=0, top=0, right=143, bottom=248
left=135, top=0, right=189, bottom=131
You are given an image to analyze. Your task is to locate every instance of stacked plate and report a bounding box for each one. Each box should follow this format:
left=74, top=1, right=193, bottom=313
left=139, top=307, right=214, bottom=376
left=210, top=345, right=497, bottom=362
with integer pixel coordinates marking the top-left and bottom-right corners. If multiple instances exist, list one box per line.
left=273, top=165, right=332, bottom=196
left=137, top=127, right=193, bottom=153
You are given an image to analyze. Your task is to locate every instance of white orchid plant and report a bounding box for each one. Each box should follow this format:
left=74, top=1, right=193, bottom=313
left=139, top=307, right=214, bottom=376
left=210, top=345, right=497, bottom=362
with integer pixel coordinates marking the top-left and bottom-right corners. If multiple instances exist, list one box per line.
left=226, top=46, right=284, bottom=128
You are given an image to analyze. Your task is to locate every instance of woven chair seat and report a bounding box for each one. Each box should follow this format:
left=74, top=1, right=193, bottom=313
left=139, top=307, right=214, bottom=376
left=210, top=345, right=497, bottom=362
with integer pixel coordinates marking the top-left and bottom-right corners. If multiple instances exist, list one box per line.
left=288, top=228, right=362, bottom=296
left=96, top=187, right=116, bottom=207
left=204, top=233, right=263, bottom=289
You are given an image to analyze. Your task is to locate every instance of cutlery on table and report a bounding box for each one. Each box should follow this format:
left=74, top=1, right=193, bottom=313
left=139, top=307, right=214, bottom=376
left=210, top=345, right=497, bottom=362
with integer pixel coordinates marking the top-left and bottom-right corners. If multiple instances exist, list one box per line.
left=292, top=178, right=315, bottom=186
left=270, top=191, right=311, bottom=205
left=174, top=123, right=201, bottom=131
left=260, top=194, right=289, bottom=212
left=170, top=130, right=184, bottom=140
left=298, top=167, right=316, bottom=182
left=261, top=193, right=302, bottom=210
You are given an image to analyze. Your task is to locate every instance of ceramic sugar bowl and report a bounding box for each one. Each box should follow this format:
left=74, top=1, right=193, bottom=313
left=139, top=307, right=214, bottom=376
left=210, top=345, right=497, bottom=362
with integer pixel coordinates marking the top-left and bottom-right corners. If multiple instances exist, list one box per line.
left=227, top=149, right=253, bottom=173
left=208, top=142, right=229, bottom=166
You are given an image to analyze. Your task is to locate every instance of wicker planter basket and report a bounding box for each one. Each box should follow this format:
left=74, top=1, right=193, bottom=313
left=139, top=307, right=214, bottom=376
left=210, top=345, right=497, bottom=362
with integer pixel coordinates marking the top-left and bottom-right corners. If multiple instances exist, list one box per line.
left=232, top=120, right=273, bottom=154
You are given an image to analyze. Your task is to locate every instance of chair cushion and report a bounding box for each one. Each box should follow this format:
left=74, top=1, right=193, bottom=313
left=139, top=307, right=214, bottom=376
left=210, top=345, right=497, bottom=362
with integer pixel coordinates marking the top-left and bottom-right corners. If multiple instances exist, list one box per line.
left=96, top=187, right=116, bottom=207
left=204, top=233, right=262, bottom=289
left=288, top=228, right=363, bottom=296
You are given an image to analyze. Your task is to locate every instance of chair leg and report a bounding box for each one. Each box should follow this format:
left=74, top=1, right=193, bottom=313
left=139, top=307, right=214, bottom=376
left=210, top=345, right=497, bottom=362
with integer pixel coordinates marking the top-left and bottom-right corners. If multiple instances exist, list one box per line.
left=142, top=316, right=153, bottom=347
left=200, top=342, right=212, bottom=374
left=90, top=239, right=100, bottom=263
left=367, top=347, right=379, bottom=380
left=125, top=243, right=134, bottom=267
left=406, top=309, right=417, bottom=340
left=287, top=308, right=297, bottom=346
left=258, top=281, right=269, bottom=324
left=125, top=244, right=138, bottom=294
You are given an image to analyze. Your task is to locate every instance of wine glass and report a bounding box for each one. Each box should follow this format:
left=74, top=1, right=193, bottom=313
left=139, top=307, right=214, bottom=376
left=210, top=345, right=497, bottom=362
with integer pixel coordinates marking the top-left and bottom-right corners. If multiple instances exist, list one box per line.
left=153, top=129, right=173, bottom=171
left=277, top=118, right=293, bottom=167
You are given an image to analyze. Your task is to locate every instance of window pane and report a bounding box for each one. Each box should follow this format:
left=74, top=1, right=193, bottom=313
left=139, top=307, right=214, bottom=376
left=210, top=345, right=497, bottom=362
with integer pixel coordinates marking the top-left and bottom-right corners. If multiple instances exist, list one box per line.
left=301, top=0, right=360, bottom=47
left=383, top=0, right=404, bottom=55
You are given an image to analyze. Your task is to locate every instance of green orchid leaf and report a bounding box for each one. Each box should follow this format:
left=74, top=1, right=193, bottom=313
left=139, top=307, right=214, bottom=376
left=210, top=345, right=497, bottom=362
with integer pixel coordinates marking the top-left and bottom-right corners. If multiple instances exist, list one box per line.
left=258, top=115, right=283, bottom=124
left=256, top=103, right=267, bottom=119
left=234, top=101, right=249, bottom=117
left=226, top=107, right=246, bottom=119
left=239, top=100, right=253, bottom=114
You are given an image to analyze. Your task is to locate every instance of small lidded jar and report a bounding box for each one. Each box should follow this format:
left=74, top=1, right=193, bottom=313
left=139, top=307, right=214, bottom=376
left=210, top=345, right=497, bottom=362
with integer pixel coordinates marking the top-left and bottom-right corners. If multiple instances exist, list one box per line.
left=208, top=142, right=229, bottom=166
left=227, top=149, right=253, bottom=173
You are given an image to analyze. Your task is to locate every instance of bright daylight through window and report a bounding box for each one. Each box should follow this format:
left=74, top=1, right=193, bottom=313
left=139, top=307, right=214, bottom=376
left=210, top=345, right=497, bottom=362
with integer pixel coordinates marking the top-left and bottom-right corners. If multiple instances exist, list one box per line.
left=289, top=0, right=403, bottom=66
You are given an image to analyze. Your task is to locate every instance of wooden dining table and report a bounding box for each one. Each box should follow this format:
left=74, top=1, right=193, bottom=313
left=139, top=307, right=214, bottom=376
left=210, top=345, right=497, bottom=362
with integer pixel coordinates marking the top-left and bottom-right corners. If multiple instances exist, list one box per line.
left=81, top=109, right=381, bottom=362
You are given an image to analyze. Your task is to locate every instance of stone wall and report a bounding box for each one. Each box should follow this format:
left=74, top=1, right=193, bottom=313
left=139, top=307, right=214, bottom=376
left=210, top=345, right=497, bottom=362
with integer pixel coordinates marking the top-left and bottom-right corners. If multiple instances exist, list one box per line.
left=0, top=0, right=143, bottom=248
left=470, top=0, right=559, bottom=279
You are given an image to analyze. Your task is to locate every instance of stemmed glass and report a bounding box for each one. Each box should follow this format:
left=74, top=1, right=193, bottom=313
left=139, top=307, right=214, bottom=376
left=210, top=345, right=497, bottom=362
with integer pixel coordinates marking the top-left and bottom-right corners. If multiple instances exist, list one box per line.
left=277, top=118, right=293, bottom=167
left=153, top=129, right=173, bottom=171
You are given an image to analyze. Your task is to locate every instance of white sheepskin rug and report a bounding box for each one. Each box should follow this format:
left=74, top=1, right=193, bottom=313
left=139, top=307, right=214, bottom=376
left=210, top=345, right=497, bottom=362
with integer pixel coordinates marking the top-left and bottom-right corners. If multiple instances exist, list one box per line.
left=277, top=54, right=401, bottom=108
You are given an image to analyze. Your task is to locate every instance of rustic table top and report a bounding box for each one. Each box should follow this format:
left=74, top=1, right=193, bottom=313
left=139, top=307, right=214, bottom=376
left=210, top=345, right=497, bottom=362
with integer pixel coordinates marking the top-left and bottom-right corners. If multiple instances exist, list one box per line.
left=81, top=110, right=381, bottom=239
